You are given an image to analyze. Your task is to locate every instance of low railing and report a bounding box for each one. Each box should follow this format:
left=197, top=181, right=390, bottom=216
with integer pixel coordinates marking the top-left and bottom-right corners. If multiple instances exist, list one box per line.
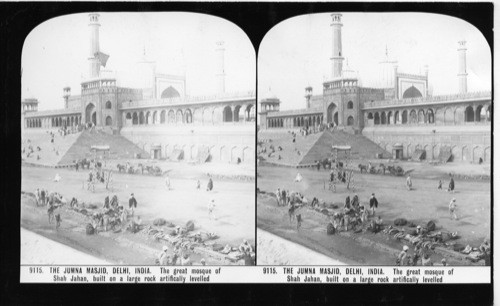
left=23, top=108, right=81, bottom=117
left=363, top=91, right=491, bottom=108
left=121, top=90, right=256, bottom=109
left=266, top=108, right=323, bottom=117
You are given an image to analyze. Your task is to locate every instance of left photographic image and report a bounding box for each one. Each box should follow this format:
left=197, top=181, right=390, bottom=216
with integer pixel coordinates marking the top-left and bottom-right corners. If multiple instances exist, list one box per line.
left=21, top=12, right=256, bottom=266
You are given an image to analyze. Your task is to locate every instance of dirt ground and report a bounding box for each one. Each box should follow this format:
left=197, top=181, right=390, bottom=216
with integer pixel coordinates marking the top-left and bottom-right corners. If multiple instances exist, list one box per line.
left=257, top=162, right=490, bottom=266
left=21, top=163, right=255, bottom=265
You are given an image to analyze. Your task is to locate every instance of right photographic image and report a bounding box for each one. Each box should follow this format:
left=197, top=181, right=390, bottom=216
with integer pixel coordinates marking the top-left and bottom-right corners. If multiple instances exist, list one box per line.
left=256, top=13, right=491, bottom=266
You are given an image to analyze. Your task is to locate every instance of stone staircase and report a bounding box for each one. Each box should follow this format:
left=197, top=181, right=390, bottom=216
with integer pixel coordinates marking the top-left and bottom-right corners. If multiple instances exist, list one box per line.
left=299, top=130, right=391, bottom=165
left=58, top=130, right=149, bottom=165
left=22, top=129, right=82, bottom=166
left=258, top=129, right=391, bottom=167
left=258, top=130, right=324, bottom=166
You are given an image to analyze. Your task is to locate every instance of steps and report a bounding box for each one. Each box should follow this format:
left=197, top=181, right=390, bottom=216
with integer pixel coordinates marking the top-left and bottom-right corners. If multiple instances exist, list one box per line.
left=22, top=129, right=82, bottom=166
left=258, top=130, right=323, bottom=166
left=58, top=130, right=149, bottom=165
left=258, top=130, right=391, bottom=167
left=300, top=130, right=391, bottom=165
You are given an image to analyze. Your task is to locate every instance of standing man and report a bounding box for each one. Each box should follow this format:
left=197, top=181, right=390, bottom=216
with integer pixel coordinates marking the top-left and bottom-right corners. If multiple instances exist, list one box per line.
left=208, top=198, right=216, bottom=220
left=287, top=200, right=296, bottom=224
left=165, top=174, right=171, bottom=190
left=369, top=193, right=379, bottom=216
left=397, top=245, right=409, bottom=266
left=105, top=170, right=113, bottom=190
left=448, top=176, right=455, bottom=193
left=406, top=175, right=412, bottom=191
left=158, top=246, right=169, bottom=265
left=129, top=193, right=138, bottom=213
left=207, top=175, right=214, bottom=192
left=449, top=198, right=458, bottom=220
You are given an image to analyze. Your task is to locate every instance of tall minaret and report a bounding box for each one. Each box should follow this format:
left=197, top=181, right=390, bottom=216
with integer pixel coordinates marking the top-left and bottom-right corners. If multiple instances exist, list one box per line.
left=457, top=40, right=468, bottom=94
left=216, top=41, right=226, bottom=94
left=330, top=13, right=344, bottom=79
left=88, top=13, right=101, bottom=79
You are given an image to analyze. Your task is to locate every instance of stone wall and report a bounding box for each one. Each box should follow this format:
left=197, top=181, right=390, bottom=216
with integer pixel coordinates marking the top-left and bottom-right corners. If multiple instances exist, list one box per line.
left=362, top=125, right=491, bottom=163
left=120, top=125, right=255, bottom=164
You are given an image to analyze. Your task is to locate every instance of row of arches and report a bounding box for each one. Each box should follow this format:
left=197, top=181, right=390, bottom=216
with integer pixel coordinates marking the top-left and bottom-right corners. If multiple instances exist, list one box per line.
left=267, top=114, right=325, bottom=129
left=138, top=143, right=254, bottom=163
left=25, top=115, right=82, bottom=129
left=124, top=104, right=255, bottom=126
left=379, top=142, right=490, bottom=163
left=366, top=103, right=491, bottom=126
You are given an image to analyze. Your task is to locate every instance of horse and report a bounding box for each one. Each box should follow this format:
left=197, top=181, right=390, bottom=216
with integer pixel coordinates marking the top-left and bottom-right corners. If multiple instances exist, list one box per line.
left=117, top=164, right=126, bottom=173
left=378, top=163, right=386, bottom=175
left=79, top=158, right=91, bottom=169
left=358, top=164, right=368, bottom=173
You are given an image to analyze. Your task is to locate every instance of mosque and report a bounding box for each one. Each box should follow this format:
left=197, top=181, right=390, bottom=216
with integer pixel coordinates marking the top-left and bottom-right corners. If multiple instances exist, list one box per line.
left=259, top=13, right=491, bottom=163
left=22, top=13, right=256, bottom=164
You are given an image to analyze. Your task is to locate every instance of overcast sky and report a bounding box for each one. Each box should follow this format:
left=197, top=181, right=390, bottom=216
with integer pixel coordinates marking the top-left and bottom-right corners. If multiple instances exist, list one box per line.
left=258, top=13, right=492, bottom=111
left=22, top=12, right=256, bottom=111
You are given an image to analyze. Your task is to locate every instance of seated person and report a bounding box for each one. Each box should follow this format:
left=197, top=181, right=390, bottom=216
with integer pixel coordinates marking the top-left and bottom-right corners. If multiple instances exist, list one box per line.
left=103, top=196, right=110, bottom=209
left=130, top=216, right=142, bottom=233
left=374, top=216, right=383, bottom=232
left=350, top=194, right=360, bottom=209
left=239, top=239, right=253, bottom=254
left=311, top=197, right=319, bottom=208
left=479, top=238, right=490, bottom=253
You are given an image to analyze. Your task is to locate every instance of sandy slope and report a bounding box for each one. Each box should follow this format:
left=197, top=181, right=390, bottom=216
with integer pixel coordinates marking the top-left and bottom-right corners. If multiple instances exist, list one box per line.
left=257, top=228, right=345, bottom=265
left=21, top=228, right=109, bottom=265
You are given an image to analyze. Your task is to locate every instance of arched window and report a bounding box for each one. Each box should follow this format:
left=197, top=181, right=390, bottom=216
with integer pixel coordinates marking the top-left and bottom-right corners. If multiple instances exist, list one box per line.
left=223, top=106, right=232, bottom=122
left=381, top=112, right=386, bottom=124
left=409, top=110, right=417, bottom=124
left=161, top=86, right=180, bottom=99
left=402, top=110, right=408, bottom=124
left=427, top=109, right=434, bottom=124
left=168, top=110, right=175, bottom=123
left=176, top=109, right=183, bottom=123
left=367, top=113, right=373, bottom=119
left=139, top=112, right=145, bottom=124
left=402, top=86, right=423, bottom=99
left=132, top=112, right=138, bottom=125
left=160, top=110, right=166, bottom=124
left=126, top=113, right=132, bottom=120
left=476, top=105, right=484, bottom=122
left=465, top=106, right=474, bottom=122
left=387, top=111, right=392, bottom=125
left=418, top=109, right=425, bottom=123
left=105, top=116, right=112, bottom=126
left=347, top=101, right=354, bottom=109
left=246, top=104, right=255, bottom=121
left=394, top=111, right=400, bottom=124
left=347, top=116, right=354, bottom=126
left=105, top=101, right=112, bottom=109
left=184, top=109, right=193, bottom=124
left=374, top=113, right=380, bottom=125
left=145, top=111, right=151, bottom=125
left=233, top=105, right=241, bottom=122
